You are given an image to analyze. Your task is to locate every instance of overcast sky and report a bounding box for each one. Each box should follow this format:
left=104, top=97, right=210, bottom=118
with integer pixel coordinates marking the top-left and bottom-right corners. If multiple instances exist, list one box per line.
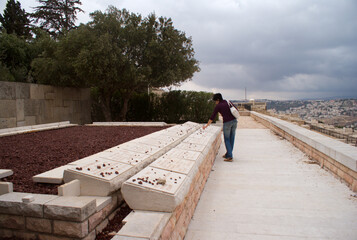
left=1, top=0, right=357, bottom=100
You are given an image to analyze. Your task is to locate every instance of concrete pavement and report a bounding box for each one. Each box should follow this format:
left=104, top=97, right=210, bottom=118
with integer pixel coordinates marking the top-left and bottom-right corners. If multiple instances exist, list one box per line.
left=185, top=117, right=357, bottom=240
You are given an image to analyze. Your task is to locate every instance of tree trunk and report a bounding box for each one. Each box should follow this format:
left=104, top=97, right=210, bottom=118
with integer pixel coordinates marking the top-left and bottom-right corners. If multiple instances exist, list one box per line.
left=100, top=94, right=112, bottom=122
left=119, top=97, right=130, bottom=121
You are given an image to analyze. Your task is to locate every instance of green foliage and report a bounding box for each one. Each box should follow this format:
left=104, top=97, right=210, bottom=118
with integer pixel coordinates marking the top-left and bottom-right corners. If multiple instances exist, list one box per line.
left=158, top=91, right=187, bottom=123
left=30, top=30, right=85, bottom=87
left=31, top=7, right=199, bottom=121
left=91, top=90, right=215, bottom=124
left=0, top=0, right=31, bottom=39
left=0, top=32, right=36, bottom=82
left=31, top=0, right=83, bottom=39
left=157, top=91, right=215, bottom=123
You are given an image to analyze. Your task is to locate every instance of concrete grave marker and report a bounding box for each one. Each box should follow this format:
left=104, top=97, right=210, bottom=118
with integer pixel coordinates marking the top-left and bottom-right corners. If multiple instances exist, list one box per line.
left=102, top=149, right=151, bottom=166
left=122, top=167, right=189, bottom=211
left=113, top=142, right=162, bottom=156
left=132, top=137, right=173, bottom=151
left=64, top=159, right=134, bottom=196
left=66, top=159, right=133, bottom=181
left=162, top=148, right=202, bottom=162
left=150, top=157, right=195, bottom=175
left=126, top=167, right=186, bottom=194
left=176, top=142, right=206, bottom=152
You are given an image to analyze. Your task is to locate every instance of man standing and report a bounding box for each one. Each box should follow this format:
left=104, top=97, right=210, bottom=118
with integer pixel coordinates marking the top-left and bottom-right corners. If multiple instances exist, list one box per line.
left=203, top=93, right=238, bottom=162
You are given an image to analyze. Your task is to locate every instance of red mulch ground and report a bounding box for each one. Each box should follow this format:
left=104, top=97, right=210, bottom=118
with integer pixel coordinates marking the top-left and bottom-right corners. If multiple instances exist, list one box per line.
left=0, top=125, right=169, bottom=240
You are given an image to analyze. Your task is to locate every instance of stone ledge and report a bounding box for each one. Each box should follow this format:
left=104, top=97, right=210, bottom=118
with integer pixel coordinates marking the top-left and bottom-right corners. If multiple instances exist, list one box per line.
left=251, top=111, right=357, bottom=192
left=0, top=192, right=58, bottom=217
left=0, top=169, right=13, bottom=179
left=114, top=210, right=171, bottom=239
left=90, top=122, right=168, bottom=127
left=0, top=121, right=77, bottom=137
left=251, top=111, right=357, bottom=172
left=44, top=196, right=96, bottom=222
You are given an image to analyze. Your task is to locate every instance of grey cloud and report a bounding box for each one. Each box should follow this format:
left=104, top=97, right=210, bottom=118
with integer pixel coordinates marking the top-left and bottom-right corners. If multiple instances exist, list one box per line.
left=2, top=0, right=356, bottom=99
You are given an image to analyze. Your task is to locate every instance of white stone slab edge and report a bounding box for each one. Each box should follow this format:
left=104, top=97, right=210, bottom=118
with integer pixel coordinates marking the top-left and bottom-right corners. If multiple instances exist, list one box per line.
left=0, top=169, right=13, bottom=179
left=0, top=182, right=13, bottom=195
left=0, top=121, right=77, bottom=137
left=90, top=122, right=168, bottom=126
left=114, top=210, right=171, bottom=240
left=251, top=111, right=357, bottom=171
left=58, top=179, right=80, bottom=196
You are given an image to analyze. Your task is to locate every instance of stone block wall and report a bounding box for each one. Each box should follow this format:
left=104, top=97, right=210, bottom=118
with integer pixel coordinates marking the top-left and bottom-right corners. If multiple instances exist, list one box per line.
left=0, top=81, right=91, bottom=129
left=159, top=133, right=221, bottom=240
left=0, top=192, right=123, bottom=240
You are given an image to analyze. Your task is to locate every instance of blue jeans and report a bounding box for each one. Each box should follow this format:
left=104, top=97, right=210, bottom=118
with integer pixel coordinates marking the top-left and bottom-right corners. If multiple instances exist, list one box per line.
left=223, top=119, right=237, bottom=158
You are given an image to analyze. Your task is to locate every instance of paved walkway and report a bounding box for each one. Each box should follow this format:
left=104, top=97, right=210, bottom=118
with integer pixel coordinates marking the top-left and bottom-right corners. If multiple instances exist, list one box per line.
left=185, top=117, right=357, bottom=240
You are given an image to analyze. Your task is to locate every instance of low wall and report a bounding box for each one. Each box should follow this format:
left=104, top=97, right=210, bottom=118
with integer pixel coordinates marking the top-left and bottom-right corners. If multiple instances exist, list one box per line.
left=0, top=81, right=91, bottom=129
left=251, top=111, right=357, bottom=192
left=114, top=126, right=222, bottom=239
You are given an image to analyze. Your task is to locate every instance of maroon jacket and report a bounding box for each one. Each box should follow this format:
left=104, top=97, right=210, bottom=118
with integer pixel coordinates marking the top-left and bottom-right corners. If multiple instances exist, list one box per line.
left=209, top=100, right=237, bottom=123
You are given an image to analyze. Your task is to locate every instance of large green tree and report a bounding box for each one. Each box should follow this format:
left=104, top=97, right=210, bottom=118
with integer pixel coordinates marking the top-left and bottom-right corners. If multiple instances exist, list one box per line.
left=0, top=0, right=31, bottom=39
left=0, top=32, right=40, bottom=82
left=32, top=7, right=200, bottom=121
left=31, top=0, right=83, bottom=38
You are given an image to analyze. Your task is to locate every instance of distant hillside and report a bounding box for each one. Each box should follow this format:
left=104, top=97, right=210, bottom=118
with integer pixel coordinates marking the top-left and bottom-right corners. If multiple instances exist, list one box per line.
left=266, top=100, right=308, bottom=111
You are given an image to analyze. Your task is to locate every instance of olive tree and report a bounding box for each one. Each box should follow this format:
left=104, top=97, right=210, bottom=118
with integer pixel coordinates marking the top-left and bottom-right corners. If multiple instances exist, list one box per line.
left=32, top=7, right=200, bottom=121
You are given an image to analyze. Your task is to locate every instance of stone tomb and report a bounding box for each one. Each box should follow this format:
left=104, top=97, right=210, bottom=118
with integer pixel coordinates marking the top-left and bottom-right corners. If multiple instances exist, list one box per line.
left=64, top=157, right=134, bottom=196
left=121, top=167, right=188, bottom=212
left=121, top=125, right=222, bottom=212
left=62, top=122, right=201, bottom=197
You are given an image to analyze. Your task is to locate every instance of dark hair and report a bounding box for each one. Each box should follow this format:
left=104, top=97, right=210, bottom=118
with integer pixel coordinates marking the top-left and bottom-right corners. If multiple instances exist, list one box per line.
left=212, top=93, right=223, bottom=101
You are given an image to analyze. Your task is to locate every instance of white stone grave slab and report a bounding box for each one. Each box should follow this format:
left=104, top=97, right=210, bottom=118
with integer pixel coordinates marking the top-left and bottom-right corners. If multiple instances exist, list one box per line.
left=0, top=169, right=13, bottom=179
left=116, top=210, right=171, bottom=239
left=162, top=125, right=192, bottom=138
left=182, top=121, right=201, bottom=129
left=150, top=157, right=195, bottom=175
left=161, top=148, right=202, bottom=162
left=69, top=154, right=113, bottom=166
left=101, top=149, right=151, bottom=166
left=121, top=167, right=189, bottom=212
left=113, top=142, right=163, bottom=157
left=64, top=159, right=136, bottom=196
left=32, top=165, right=72, bottom=184
left=183, top=135, right=213, bottom=145
left=176, top=142, right=206, bottom=152
left=132, top=137, right=173, bottom=151
left=68, top=159, right=133, bottom=181
left=148, top=132, right=182, bottom=143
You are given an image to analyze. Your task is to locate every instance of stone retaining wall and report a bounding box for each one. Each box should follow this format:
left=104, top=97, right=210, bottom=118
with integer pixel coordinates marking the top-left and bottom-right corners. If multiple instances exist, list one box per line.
left=0, top=81, right=91, bottom=129
left=159, top=132, right=221, bottom=240
left=251, top=111, right=357, bottom=192
left=0, top=192, right=122, bottom=240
